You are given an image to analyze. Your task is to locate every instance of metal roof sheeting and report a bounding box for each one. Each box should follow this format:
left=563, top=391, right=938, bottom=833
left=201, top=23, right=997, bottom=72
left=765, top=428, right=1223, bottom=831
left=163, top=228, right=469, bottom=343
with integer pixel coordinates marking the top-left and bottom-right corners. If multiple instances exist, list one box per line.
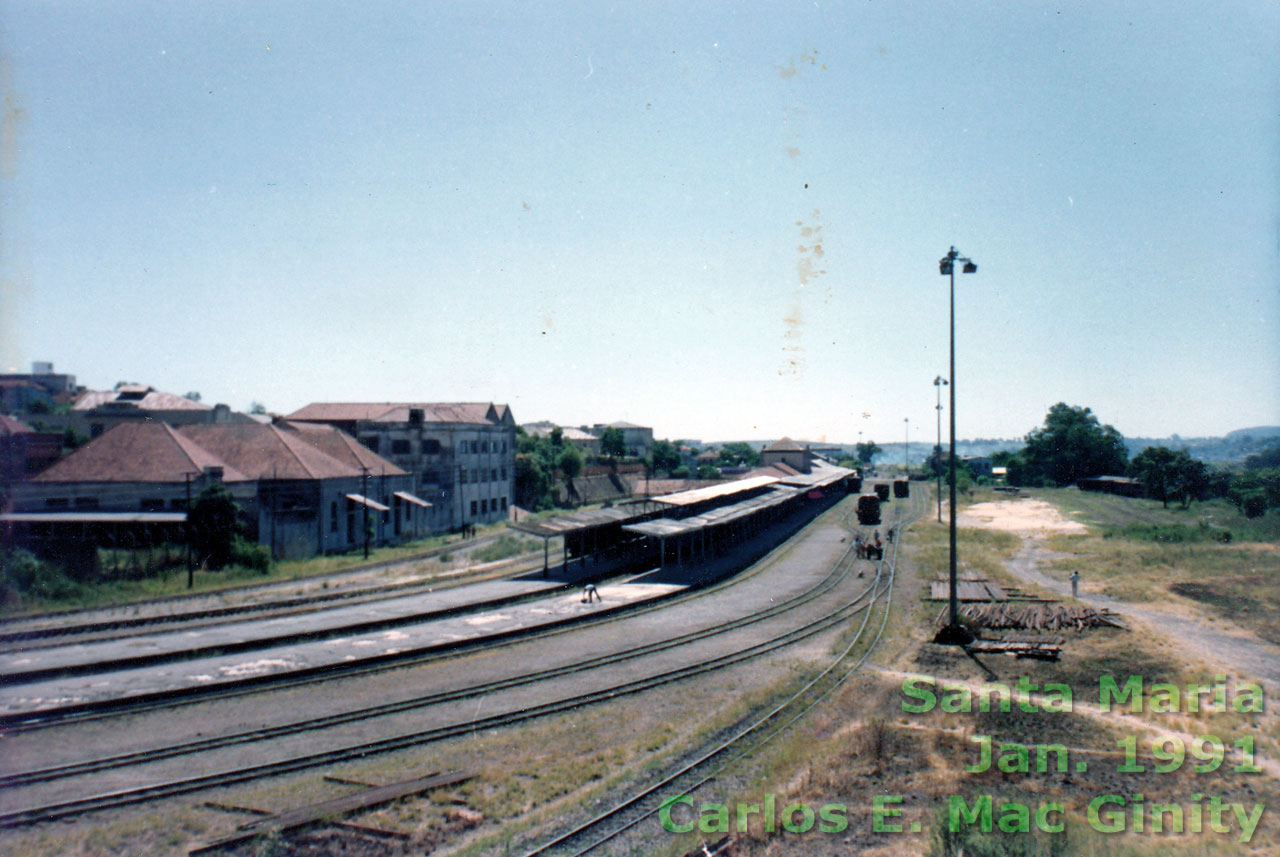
left=623, top=485, right=801, bottom=538
left=649, top=475, right=779, bottom=507
left=508, top=506, right=647, bottom=538
left=345, top=493, right=390, bottom=512
left=1, top=512, right=188, bottom=523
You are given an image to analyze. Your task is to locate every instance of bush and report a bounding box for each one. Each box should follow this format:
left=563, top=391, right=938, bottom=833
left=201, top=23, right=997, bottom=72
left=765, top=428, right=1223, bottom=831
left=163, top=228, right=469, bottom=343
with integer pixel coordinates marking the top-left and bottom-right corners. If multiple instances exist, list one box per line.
left=1241, top=492, right=1268, bottom=519
left=1, top=548, right=86, bottom=606
left=231, top=536, right=272, bottom=572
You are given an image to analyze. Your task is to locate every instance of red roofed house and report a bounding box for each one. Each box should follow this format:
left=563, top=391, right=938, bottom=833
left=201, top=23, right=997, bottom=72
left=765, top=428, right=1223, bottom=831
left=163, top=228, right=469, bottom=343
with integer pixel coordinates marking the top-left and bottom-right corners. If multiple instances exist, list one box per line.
left=0, top=415, right=63, bottom=483
left=7, top=421, right=424, bottom=565
left=760, top=437, right=813, bottom=474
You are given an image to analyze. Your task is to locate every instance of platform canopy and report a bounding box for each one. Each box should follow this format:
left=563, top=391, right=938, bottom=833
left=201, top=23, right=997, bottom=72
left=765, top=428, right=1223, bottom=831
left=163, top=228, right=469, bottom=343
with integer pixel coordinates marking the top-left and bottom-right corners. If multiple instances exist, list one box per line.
left=345, top=493, right=390, bottom=512
left=623, top=485, right=800, bottom=539
left=393, top=491, right=432, bottom=508
left=775, top=461, right=855, bottom=489
left=508, top=505, right=648, bottom=538
left=0, top=512, right=188, bottom=523
left=648, top=475, right=779, bottom=508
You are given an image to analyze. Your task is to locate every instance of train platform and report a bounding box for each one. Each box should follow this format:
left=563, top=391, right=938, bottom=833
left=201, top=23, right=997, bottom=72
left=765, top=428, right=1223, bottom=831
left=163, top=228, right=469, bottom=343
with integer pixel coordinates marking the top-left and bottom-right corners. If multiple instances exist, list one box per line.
left=0, top=530, right=527, bottom=639
left=0, top=547, right=646, bottom=686
left=0, top=576, right=687, bottom=718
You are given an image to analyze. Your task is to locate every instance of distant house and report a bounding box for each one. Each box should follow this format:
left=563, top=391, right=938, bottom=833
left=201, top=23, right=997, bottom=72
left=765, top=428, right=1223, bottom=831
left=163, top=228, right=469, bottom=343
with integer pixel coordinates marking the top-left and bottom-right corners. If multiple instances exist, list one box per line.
left=286, top=402, right=516, bottom=532
left=0, top=415, right=63, bottom=483
left=522, top=422, right=601, bottom=456
left=0, top=361, right=80, bottom=412
left=1077, top=475, right=1144, bottom=498
left=586, top=421, right=653, bottom=459
left=760, top=437, right=813, bottom=474
left=69, top=385, right=253, bottom=438
left=962, top=456, right=993, bottom=478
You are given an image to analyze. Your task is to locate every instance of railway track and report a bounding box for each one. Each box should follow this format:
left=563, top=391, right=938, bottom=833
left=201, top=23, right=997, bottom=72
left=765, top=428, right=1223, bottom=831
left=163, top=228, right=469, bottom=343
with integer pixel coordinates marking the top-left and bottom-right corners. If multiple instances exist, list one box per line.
left=0, top=532, right=519, bottom=649
left=517, top=488, right=925, bottom=857
left=2, top=493, right=838, bottom=731
left=0, top=494, right=871, bottom=827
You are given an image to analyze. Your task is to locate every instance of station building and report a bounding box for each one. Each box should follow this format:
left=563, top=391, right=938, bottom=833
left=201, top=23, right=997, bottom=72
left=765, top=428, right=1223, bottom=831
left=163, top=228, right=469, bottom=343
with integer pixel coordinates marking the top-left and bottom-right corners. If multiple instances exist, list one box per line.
left=4, top=421, right=426, bottom=569
left=285, top=402, right=516, bottom=532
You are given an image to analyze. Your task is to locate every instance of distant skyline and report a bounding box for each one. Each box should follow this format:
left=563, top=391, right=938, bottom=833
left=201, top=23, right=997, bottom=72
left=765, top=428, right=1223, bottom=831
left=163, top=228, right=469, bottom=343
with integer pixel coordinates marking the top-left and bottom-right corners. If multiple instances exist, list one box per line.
left=4, top=2, right=1277, bottom=446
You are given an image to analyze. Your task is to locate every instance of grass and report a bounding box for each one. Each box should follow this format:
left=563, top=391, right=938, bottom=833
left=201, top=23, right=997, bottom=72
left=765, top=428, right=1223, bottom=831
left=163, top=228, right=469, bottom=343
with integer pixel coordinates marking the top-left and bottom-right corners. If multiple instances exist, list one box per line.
left=0, top=521, right=524, bottom=620
left=1018, top=489, right=1280, bottom=646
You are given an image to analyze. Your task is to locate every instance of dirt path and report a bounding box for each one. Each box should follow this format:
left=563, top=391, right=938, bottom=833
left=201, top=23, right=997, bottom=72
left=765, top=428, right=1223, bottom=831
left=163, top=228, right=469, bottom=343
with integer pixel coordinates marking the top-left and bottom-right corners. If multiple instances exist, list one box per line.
left=953, top=497, right=1280, bottom=688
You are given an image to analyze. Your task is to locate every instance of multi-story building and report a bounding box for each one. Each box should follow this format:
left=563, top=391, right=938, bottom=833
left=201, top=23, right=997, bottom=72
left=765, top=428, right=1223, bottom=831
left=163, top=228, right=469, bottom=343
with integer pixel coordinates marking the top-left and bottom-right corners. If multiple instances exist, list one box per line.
left=285, top=402, right=516, bottom=532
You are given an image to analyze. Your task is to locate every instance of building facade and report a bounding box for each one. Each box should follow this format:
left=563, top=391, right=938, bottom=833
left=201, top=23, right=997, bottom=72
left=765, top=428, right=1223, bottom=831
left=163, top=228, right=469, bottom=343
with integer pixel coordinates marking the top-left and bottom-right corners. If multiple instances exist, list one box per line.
left=285, top=402, right=517, bottom=532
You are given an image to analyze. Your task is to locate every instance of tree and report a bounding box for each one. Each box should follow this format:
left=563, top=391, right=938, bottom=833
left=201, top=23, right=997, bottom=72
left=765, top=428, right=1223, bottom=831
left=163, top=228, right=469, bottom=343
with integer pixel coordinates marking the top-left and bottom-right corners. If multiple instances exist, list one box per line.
left=717, top=442, right=761, bottom=468
left=855, top=441, right=882, bottom=465
left=1129, top=446, right=1208, bottom=508
left=556, top=445, right=584, bottom=480
left=1020, top=403, right=1127, bottom=487
left=188, top=483, right=242, bottom=569
left=650, top=439, right=682, bottom=474
left=600, top=427, right=627, bottom=458
left=514, top=454, right=552, bottom=510
left=183, top=391, right=202, bottom=402
left=249, top=401, right=268, bottom=415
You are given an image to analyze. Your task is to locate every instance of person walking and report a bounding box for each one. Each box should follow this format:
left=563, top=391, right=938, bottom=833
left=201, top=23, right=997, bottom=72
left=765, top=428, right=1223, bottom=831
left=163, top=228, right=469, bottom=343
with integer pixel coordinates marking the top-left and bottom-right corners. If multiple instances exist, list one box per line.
left=1070, top=571, right=1080, bottom=598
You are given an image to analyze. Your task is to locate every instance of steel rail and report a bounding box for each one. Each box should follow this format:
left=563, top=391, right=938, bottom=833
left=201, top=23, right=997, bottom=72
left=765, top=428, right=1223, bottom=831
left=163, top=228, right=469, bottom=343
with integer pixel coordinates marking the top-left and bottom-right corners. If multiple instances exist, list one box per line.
left=518, top=489, right=924, bottom=857
left=0, top=498, right=872, bottom=826
left=3, top=495, right=845, bottom=731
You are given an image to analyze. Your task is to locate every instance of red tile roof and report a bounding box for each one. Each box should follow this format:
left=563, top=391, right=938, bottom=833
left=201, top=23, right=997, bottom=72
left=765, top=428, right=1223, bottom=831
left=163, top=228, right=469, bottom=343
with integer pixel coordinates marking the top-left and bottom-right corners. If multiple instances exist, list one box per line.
left=33, top=423, right=250, bottom=483
left=763, top=437, right=806, bottom=452
left=0, top=415, right=35, bottom=436
left=278, top=422, right=408, bottom=475
left=286, top=402, right=510, bottom=425
left=74, top=388, right=212, bottom=412
left=179, top=424, right=363, bottom=480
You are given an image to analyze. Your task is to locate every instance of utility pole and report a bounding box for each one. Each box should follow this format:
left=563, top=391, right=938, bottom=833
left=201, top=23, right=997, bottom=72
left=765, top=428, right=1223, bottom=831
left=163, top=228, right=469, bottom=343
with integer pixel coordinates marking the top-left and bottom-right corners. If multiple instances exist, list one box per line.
left=185, top=472, right=194, bottom=588
left=361, top=466, right=370, bottom=559
left=934, top=375, right=948, bottom=523
left=935, top=246, right=977, bottom=646
left=904, top=418, right=910, bottom=471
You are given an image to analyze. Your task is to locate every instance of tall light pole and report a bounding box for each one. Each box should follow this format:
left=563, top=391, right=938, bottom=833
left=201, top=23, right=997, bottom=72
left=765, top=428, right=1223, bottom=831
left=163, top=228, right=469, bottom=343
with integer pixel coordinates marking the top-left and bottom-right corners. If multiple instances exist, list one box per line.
left=903, top=418, right=909, bottom=470
left=933, top=375, right=948, bottom=523
left=936, top=247, right=977, bottom=646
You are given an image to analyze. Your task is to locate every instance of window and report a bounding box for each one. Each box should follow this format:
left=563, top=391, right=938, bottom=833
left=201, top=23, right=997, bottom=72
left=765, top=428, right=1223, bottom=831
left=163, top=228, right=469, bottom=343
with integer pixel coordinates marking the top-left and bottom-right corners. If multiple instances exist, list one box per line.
left=44, top=497, right=69, bottom=508
left=491, top=469, right=497, bottom=481
left=361, top=435, right=381, bottom=453
left=74, top=497, right=99, bottom=509
left=460, top=469, right=468, bottom=484
left=140, top=498, right=164, bottom=511
left=470, top=500, right=477, bottom=516
left=481, top=440, right=488, bottom=453
left=330, top=501, right=338, bottom=532
left=422, top=439, right=441, bottom=455
left=481, top=499, right=488, bottom=514
left=502, top=440, right=507, bottom=454
left=171, top=498, right=187, bottom=510
left=501, top=497, right=508, bottom=510
left=91, top=423, right=105, bottom=438
left=391, top=439, right=411, bottom=455
left=501, top=467, right=507, bottom=481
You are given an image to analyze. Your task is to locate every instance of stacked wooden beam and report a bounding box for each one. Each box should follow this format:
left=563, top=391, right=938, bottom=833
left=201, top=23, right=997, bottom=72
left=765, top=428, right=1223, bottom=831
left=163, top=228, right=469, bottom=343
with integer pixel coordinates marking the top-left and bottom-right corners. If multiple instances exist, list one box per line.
left=947, top=603, right=1127, bottom=631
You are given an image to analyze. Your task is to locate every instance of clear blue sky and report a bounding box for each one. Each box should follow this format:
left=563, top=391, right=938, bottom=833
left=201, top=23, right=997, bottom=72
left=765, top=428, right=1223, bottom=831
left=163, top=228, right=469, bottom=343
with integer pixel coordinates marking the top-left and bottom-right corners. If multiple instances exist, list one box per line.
left=4, top=1, right=1277, bottom=445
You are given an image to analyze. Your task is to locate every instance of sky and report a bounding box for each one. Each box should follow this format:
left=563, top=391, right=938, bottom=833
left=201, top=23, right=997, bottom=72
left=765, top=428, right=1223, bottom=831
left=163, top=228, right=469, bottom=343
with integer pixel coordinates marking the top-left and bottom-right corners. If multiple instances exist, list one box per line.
left=3, top=1, right=1278, bottom=446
